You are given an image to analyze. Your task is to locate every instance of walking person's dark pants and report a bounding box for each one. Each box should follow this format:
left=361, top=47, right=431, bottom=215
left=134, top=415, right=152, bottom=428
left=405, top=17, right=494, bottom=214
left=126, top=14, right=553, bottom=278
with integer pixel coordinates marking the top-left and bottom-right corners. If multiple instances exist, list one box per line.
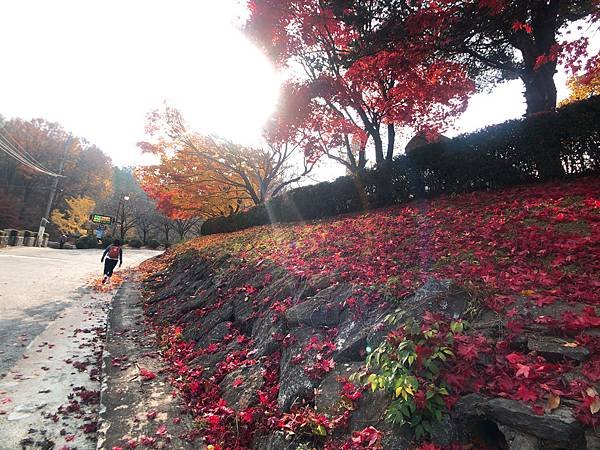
left=103, top=258, right=118, bottom=277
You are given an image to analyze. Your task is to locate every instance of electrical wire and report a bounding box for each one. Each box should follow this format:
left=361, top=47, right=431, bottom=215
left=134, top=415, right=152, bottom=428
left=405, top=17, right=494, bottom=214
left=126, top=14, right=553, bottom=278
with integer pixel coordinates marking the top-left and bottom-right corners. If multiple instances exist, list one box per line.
left=0, top=128, right=65, bottom=177
left=0, top=140, right=63, bottom=177
left=0, top=129, right=59, bottom=174
left=0, top=126, right=48, bottom=167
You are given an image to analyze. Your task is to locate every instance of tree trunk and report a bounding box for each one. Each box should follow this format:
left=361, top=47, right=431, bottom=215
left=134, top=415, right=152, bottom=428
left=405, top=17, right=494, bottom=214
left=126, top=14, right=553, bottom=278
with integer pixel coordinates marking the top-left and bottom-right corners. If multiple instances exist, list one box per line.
left=519, top=0, right=564, bottom=179
left=372, top=131, right=384, bottom=166
left=386, top=123, right=395, bottom=162
left=522, top=64, right=557, bottom=116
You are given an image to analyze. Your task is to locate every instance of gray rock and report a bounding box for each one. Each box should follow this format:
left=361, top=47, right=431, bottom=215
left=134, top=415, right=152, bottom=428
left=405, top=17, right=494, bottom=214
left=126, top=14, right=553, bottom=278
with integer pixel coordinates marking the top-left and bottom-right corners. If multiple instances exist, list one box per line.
left=251, top=314, right=286, bottom=358
left=454, top=394, right=584, bottom=446
left=255, top=273, right=300, bottom=306
left=277, top=362, right=315, bottom=412
left=196, top=321, right=231, bottom=348
left=315, top=362, right=363, bottom=414
left=220, top=365, right=263, bottom=412
left=586, top=430, right=600, bottom=450
left=176, top=283, right=217, bottom=316
left=430, top=414, right=458, bottom=446
left=190, top=350, right=227, bottom=378
left=232, top=293, right=255, bottom=333
left=277, top=328, right=322, bottom=412
left=334, top=310, right=390, bottom=363
left=251, top=431, right=307, bottom=450
left=182, top=303, right=234, bottom=343
left=510, top=432, right=540, bottom=450
left=285, top=293, right=347, bottom=328
left=350, top=389, right=390, bottom=431
left=527, top=335, right=589, bottom=362
left=403, top=278, right=469, bottom=320
left=378, top=421, right=413, bottom=449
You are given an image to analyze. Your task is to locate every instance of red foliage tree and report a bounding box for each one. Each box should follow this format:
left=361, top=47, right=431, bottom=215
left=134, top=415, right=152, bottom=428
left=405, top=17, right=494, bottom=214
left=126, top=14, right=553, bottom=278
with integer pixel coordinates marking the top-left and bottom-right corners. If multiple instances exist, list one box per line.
left=370, top=0, right=598, bottom=115
left=246, top=0, right=475, bottom=174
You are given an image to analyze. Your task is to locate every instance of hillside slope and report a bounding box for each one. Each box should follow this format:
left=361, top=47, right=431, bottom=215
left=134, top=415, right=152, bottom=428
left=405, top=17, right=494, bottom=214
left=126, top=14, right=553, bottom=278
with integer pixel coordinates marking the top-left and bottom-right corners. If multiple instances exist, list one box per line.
left=140, top=177, right=600, bottom=449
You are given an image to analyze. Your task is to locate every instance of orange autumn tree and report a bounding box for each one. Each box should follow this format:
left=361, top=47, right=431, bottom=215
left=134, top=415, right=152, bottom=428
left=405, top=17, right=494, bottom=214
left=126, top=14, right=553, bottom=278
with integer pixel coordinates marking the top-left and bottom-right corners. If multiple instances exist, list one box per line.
left=559, top=59, right=600, bottom=106
left=136, top=106, right=314, bottom=219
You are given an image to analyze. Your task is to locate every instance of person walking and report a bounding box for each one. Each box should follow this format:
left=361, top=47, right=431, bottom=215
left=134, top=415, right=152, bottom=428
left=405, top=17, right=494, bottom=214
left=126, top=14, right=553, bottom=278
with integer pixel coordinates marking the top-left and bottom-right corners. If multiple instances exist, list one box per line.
left=101, top=239, right=123, bottom=283
left=59, top=234, right=67, bottom=249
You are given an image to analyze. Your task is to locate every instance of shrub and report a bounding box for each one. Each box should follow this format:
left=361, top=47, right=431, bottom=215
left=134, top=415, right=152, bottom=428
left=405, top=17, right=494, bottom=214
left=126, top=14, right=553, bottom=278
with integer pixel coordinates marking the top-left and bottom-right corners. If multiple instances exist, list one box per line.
left=202, top=96, right=600, bottom=235
left=146, top=239, right=160, bottom=249
left=76, top=235, right=98, bottom=249
left=357, top=318, right=464, bottom=439
left=128, top=238, right=143, bottom=248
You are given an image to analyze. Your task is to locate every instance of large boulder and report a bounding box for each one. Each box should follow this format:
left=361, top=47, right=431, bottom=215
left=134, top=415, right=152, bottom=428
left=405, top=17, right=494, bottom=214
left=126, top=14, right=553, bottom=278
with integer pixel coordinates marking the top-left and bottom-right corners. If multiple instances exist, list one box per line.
left=401, top=278, right=469, bottom=320
left=220, top=364, right=263, bottom=412
left=182, top=303, right=234, bottom=343
left=250, top=314, right=287, bottom=358
left=285, top=284, right=353, bottom=328
left=315, top=362, right=363, bottom=414
left=277, top=328, right=323, bottom=412
left=527, top=335, right=590, bottom=362
left=454, top=394, right=585, bottom=449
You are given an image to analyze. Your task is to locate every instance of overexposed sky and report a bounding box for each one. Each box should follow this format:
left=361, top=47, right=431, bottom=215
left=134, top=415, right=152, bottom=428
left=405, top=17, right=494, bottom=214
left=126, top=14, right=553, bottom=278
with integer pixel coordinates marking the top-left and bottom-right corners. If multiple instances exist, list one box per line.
left=0, top=0, right=278, bottom=166
left=0, top=1, right=596, bottom=180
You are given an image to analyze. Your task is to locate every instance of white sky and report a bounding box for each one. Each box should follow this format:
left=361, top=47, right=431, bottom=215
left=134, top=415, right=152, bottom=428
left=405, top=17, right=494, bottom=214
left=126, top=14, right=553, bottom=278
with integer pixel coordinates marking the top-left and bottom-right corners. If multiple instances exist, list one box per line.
left=0, top=1, right=597, bottom=181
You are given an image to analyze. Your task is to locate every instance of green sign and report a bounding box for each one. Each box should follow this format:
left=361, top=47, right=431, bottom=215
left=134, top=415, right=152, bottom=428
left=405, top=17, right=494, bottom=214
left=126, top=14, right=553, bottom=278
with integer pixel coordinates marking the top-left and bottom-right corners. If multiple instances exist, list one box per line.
left=90, top=214, right=114, bottom=224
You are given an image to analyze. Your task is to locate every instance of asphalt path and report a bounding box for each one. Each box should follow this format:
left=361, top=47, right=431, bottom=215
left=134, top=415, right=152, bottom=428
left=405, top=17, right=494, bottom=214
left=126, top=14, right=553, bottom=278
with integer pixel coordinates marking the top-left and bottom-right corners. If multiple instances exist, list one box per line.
left=0, top=246, right=159, bottom=449
left=0, top=246, right=159, bottom=377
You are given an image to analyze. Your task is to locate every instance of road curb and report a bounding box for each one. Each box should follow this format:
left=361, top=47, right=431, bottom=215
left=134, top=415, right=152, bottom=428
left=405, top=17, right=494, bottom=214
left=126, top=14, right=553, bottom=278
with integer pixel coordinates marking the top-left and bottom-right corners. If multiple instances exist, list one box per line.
left=96, top=279, right=198, bottom=449
left=95, top=281, right=124, bottom=450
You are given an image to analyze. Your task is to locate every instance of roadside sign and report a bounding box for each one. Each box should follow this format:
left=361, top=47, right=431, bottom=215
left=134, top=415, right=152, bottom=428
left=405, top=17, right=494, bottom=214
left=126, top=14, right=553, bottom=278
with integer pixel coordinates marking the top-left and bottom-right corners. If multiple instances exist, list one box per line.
left=90, top=214, right=114, bottom=224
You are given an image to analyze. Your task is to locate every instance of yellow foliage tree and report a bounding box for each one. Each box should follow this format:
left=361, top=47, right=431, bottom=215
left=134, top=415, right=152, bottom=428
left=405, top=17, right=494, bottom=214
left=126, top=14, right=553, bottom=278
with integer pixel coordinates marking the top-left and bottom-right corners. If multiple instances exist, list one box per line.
left=51, top=196, right=95, bottom=235
left=559, top=61, right=600, bottom=107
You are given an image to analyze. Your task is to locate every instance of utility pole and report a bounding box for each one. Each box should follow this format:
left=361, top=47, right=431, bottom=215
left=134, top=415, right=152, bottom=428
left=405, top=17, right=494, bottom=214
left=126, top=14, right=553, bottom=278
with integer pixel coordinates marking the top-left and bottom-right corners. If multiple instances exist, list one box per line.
left=36, top=135, right=73, bottom=246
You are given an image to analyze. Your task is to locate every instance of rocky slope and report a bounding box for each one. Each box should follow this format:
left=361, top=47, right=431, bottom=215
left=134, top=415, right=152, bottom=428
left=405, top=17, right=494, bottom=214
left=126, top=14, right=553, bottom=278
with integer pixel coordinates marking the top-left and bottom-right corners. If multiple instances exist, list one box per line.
left=139, top=178, right=600, bottom=450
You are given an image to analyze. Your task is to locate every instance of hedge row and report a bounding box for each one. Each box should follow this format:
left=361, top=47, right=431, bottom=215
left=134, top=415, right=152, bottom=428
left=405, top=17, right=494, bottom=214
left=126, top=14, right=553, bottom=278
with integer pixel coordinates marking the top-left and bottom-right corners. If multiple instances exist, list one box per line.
left=202, top=96, right=600, bottom=235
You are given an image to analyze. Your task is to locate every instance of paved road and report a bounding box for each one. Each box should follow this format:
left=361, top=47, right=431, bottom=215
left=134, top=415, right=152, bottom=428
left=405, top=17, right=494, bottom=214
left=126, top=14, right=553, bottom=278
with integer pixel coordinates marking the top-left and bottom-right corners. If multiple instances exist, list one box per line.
left=0, top=246, right=158, bottom=318
left=0, top=246, right=159, bottom=449
left=0, top=246, right=159, bottom=375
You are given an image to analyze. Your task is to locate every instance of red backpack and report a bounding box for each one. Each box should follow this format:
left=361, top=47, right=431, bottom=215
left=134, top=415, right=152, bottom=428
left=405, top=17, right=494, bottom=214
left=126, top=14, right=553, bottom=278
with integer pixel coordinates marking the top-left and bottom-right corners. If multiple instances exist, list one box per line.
left=107, top=245, right=120, bottom=259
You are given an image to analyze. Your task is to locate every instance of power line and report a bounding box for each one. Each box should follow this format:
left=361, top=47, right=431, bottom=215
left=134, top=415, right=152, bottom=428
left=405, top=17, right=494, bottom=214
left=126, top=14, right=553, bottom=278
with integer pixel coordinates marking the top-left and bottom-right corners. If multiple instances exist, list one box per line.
left=0, top=140, right=64, bottom=177
left=0, top=130, right=63, bottom=176
left=0, top=128, right=65, bottom=177
left=0, top=126, right=49, bottom=168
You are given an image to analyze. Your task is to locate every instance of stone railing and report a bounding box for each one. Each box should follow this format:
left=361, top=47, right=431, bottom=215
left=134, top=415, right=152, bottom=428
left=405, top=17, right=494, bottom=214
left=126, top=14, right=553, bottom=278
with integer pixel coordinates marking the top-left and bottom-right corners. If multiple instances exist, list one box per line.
left=0, top=229, right=49, bottom=248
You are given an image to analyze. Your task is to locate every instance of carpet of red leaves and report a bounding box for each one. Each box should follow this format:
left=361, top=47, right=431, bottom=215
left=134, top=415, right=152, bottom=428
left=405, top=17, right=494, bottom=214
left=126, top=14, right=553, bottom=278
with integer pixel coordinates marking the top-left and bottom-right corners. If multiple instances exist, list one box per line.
left=141, top=177, right=600, bottom=449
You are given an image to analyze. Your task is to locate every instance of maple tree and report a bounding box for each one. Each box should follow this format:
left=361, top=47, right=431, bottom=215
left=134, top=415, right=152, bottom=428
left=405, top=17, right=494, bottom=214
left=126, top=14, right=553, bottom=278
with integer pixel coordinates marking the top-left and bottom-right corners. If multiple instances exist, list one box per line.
left=368, top=0, right=598, bottom=115
left=246, top=0, right=474, bottom=174
left=137, top=105, right=315, bottom=218
left=50, top=196, right=96, bottom=236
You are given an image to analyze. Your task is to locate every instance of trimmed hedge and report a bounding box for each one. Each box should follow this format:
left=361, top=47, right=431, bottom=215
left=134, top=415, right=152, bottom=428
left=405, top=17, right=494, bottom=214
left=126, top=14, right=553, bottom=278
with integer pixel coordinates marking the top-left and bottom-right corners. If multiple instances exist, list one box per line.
left=128, top=238, right=143, bottom=248
left=203, top=96, right=600, bottom=235
left=146, top=239, right=160, bottom=249
left=76, top=235, right=99, bottom=249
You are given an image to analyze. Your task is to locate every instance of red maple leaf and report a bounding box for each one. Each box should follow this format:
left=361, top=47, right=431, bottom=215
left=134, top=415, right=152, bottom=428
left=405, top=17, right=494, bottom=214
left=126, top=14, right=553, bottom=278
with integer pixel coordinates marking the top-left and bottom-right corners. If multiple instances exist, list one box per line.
left=515, top=385, right=537, bottom=403
left=515, top=364, right=531, bottom=378
left=139, top=367, right=156, bottom=381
